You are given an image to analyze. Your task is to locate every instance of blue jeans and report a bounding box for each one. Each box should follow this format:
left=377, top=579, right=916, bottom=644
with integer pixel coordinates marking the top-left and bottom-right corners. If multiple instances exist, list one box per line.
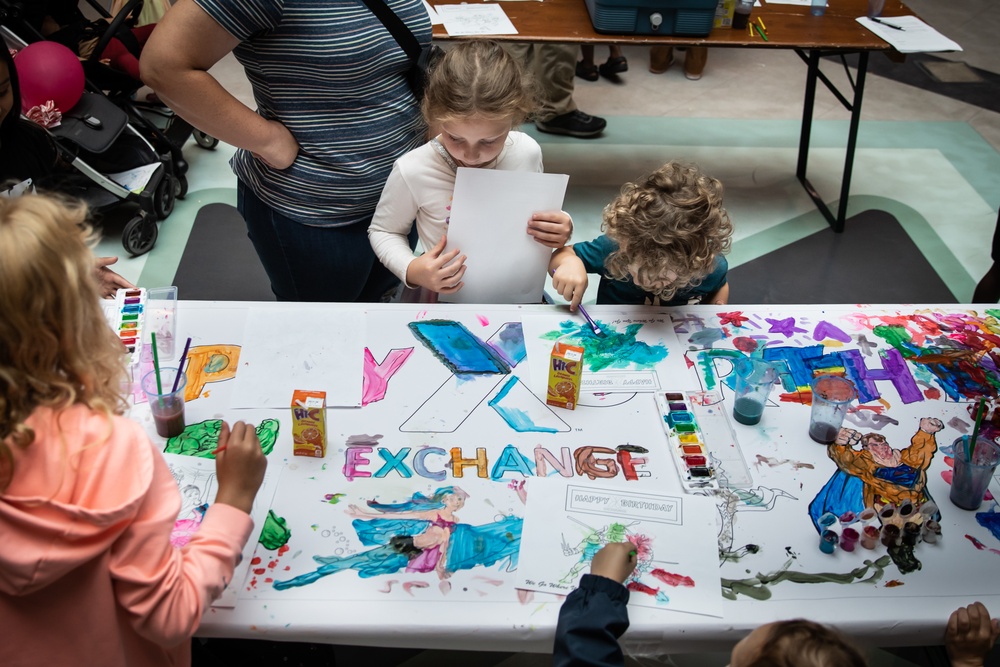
left=238, top=182, right=400, bottom=302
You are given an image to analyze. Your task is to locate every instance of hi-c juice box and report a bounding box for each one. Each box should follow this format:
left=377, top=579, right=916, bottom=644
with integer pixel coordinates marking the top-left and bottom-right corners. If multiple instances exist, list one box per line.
left=292, top=390, right=327, bottom=458
left=546, top=342, right=585, bottom=410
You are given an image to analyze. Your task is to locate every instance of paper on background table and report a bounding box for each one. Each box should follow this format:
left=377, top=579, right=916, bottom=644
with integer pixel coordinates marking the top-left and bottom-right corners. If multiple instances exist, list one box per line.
left=442, top=168, right=569, bottom=304
left=519, top=309, right=695, bottom=398
left=856, top=16, right=962, bottom=53
left=517, top=477, right=723, bottom=617
left=162, top=452, right=282, bottom=608
left=421, top=0, right=441, bottom=25
left=434, top=3, right=518, bottom=35
left=231, top=307, right=365, bottom=408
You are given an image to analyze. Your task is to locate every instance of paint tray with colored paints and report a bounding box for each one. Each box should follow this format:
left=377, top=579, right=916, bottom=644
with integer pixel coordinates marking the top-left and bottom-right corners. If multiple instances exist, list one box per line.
left=106, top=287, right=146, bottom=365
left=655, top=390, right=752, bottom=492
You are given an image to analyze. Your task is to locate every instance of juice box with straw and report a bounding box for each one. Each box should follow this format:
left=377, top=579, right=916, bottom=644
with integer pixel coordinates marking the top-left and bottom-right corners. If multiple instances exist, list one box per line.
left=291, top=390, right=327, bottom=458
left=546, top=342, right=585, bottom=410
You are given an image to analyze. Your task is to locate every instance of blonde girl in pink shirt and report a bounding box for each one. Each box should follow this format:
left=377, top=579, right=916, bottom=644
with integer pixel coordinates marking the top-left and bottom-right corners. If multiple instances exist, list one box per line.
left=0, top=194, right=267, bottom=667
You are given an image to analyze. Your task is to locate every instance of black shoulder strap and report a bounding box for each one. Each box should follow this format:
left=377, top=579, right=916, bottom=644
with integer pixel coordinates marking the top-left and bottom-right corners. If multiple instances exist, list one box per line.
left=359, top=0, right=421, bottom=61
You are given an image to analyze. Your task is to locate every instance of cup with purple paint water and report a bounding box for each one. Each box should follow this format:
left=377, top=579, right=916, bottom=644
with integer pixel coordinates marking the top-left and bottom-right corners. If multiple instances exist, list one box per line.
left=949, top=435, right=1000, bottom=510
left=809, top=375, right=856, bottom=444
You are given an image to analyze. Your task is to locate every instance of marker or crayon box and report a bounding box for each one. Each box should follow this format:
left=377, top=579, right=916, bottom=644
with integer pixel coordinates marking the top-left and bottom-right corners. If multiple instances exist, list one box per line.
left=546, top=342, right=585, bottom=410
left=292, top=390, right=327, bottom=458
left=105, top=288, right=147, bottom=366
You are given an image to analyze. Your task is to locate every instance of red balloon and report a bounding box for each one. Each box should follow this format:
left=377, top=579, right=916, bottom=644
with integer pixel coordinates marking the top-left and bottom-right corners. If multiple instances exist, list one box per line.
left=14, top=42, right=86, bottom=113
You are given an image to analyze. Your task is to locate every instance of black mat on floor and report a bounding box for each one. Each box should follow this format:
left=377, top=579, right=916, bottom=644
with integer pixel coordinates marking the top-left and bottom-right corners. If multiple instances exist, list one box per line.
left=728, top=209, right=957, bottom=304
left=172, top=203, right=276, bottom=301
left=829, top=52, right=1000, bottom=115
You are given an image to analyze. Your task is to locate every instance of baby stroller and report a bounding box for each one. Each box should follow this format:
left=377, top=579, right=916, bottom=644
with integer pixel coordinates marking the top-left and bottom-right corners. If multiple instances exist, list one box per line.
left=1, top=25, right=169, bottom=255
left=1, top=0, right=218, bottom=201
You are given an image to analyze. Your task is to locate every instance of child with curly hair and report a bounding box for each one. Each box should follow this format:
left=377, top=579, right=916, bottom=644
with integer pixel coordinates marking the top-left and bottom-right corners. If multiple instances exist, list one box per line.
left=549, top=161, right=732, bottom=310
left=0, top=194, right=267, bottom=667
left=555, top=543, right=998, bottom=667
left=368, top=39, right=573, bottom=300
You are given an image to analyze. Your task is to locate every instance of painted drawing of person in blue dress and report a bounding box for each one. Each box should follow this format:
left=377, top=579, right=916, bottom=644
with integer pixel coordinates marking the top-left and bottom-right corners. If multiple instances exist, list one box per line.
left=273, top=486, right=523, bottom=591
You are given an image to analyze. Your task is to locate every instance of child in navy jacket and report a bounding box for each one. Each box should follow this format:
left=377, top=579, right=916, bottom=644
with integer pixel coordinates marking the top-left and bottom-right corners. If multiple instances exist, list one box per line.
left=553, top=543, right=999, bottom=667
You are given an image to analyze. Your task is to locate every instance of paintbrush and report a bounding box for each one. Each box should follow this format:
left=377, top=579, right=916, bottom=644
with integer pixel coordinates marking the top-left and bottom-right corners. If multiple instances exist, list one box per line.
left=969, top=397, right=986, bottom=461
left=550, top=269, right=605, bottom=336
left=172, top=337, right=192, bottom=393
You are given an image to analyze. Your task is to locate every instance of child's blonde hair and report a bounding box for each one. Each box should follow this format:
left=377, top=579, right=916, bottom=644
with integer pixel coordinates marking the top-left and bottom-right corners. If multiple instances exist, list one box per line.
left=421, top=40, right=537, bottom=127
left=746, top=619, right=868, bottom=667
left=602, top=161, right=733, bottom=302
left=0, top=194, right=127, bottom=490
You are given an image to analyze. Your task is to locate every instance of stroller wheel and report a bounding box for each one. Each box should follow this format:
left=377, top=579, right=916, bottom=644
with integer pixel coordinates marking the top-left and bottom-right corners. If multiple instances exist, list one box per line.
left=175, top=175, right=188, bottom=200
left=193, top=130, right=219, bottom=150
left=122, top=216, right=158, bottom=257
left=154, top=176, right=176, bottom=220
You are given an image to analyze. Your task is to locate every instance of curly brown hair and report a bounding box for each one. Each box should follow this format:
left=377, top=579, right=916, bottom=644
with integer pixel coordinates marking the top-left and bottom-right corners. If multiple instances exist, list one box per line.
left=603, top=161, right=733, bottom=302
left=745, top=619, right=868, bottom=667
left=0, top=194, right=127, bottom=491
left=421, top=40, right=537, bottom=127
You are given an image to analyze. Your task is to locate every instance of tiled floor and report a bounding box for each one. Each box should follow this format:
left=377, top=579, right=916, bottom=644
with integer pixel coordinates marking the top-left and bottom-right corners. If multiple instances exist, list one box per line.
left=87, top=1, right=1000, bottom=664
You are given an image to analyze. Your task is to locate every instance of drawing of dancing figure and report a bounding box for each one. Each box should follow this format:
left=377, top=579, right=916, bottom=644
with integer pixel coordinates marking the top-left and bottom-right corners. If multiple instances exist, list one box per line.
left=273, top=485, right=524, bottom=591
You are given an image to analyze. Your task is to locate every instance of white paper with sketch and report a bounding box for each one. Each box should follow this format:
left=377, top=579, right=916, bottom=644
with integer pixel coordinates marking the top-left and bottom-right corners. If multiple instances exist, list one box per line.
left=856, top=16, right=962, bottom=53
left=162, top=452, right=282, bottom=608
left=434, top=3, right=518, bottom=35
left=441, top=168, right=569, bottom=304
left=517, top=477, right=724, bottom=616
left=230, top=307, right=365, bottom=408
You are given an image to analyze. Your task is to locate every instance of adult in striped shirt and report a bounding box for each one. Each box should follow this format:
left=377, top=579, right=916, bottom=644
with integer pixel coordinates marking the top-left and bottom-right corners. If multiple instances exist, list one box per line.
left=142, top=0, right=431, bottom=301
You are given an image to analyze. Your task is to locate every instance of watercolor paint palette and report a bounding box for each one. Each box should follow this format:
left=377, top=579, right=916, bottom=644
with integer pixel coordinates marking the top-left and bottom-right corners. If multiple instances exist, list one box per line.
left=655, top=390, right=751, bottom=492
left=106, top=287, right=146, bottom=365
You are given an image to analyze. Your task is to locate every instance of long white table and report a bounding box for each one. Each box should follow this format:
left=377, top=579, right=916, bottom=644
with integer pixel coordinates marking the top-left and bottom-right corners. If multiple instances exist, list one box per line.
left=136, top=301, right=1000, bottom=653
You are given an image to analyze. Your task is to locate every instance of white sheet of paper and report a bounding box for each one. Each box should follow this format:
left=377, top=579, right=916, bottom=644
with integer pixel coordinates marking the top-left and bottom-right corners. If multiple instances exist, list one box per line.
left=434, top=3, right=518, bottom=35
left=422, top=0, right=441, bottom=24
left=856, top=16, right=962, bottom=53
left=442, top=168, right=569, bottom=304
left=517, top=477, right=723, bottom=617
left=230, top=307, right=365, bottom=408
left=107, top=162, right=161, bottom=193
left=162, top=452, right=282, bottom=608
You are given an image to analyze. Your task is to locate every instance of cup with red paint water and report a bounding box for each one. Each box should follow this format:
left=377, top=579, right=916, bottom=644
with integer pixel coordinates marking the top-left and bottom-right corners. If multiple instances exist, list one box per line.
left=141, top=367, right=187, bottom=438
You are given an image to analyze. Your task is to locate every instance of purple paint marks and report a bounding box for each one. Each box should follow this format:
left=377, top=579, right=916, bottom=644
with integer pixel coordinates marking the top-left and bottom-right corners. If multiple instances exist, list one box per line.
left=813, top=321, right=852, bottom=343
left=766, top=317, right=808, bottom=337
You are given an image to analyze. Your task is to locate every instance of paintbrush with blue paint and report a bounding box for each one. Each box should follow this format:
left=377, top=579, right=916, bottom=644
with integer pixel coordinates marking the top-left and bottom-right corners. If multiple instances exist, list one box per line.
left=550, top=269, right=605, bottom=337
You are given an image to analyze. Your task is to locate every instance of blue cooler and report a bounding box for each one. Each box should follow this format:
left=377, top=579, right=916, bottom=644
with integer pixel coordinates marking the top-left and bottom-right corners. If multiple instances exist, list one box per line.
left=583, top=0, right=718, bottom=35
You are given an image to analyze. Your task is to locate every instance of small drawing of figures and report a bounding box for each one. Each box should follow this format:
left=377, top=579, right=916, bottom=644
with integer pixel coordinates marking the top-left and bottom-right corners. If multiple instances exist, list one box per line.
left=559, top=521, right=641, bottom=585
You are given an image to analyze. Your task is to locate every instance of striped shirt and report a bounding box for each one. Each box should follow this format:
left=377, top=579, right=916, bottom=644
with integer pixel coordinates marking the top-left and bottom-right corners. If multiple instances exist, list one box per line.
left=196, top=0, right=431, bottom=225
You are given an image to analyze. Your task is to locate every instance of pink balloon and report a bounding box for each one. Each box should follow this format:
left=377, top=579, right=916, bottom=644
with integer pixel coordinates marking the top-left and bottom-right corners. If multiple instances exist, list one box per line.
left=14, top=42, right=86, bottom=113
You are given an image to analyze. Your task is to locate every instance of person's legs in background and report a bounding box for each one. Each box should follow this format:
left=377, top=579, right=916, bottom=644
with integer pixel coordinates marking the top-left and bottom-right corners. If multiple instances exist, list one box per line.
left=508, top=43, right=607, bottom=139
left=238, top=181, right=399, bottom=302
left=598, top=44, right=628, bottom=79
left=649, top=45, right=708, bottom=80
left=577, top=45, right=599, bottom=81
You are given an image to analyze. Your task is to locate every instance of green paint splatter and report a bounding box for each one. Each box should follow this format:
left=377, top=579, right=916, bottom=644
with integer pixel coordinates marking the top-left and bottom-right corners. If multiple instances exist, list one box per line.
left=872, top=324, right=912, bottom=351
left=259, top=510, right=291, bottom=550
left=986, top=309, right=1000, bottom=319
left=696, top=348, right=744, bottom=391
left=163, top=418, right=279, bottom=457
left=541, top=320, right=668, bottom=372
left=721, top=555, right=891, bottom=600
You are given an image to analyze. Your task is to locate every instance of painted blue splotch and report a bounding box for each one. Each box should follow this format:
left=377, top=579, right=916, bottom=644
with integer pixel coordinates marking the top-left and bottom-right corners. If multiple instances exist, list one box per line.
left=488, top=375, right=559, bottom=434
left=409, top=320, right=510, bottom=374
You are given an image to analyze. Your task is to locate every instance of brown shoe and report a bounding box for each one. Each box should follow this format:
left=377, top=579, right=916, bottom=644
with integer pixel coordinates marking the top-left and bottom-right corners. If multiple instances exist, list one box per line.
left=649, top=46, right=674, bottom=74
left=684, top=46, right=708, bottom=80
